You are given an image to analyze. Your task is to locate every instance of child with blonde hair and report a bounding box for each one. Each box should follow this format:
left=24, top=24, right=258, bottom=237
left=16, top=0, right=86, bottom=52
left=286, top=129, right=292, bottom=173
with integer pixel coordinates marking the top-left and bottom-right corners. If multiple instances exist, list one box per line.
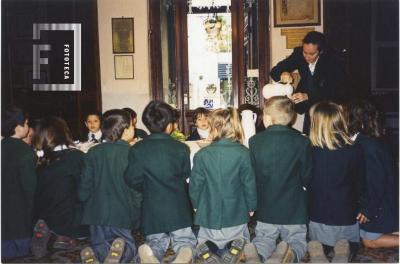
left=249, top=96, right=312, bottom=263
left=189, top=107, right=257, bottom=263
left=307, top=101, right=365, bottom=263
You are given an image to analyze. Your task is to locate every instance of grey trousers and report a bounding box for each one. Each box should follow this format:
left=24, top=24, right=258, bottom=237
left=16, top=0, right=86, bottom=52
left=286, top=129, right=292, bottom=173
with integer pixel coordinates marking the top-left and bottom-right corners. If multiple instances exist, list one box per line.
left=146, top=227, right=197, bottom=261
left=252, top=221, right=307, bottom=262
left=197, top=224, right=250, bottom=249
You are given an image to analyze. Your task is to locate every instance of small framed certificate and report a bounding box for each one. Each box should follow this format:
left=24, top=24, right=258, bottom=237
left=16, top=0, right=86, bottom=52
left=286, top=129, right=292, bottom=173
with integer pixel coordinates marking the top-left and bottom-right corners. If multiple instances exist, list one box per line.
left=114, top=55, right=134, bottom=79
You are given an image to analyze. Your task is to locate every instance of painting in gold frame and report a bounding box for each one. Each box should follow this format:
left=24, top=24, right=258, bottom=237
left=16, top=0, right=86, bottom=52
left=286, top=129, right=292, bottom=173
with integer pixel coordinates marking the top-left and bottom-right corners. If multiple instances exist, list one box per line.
left=274, top=0, right=320, bottom=27
left=112, top=17, right=134, bottom=53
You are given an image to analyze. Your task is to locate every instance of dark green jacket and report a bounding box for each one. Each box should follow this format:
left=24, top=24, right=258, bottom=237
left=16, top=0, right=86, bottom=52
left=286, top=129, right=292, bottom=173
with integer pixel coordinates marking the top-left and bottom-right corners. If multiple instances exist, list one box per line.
left=34, top=149, right=88, bottom=238
left=249, top=125, right=312, bottom=225
left=78, top=140, right=141, bottom=229
left=189, top=139, right=257, bottom=229
left=124, top=133, right=193, bottom=236
left=1, top=137, right=37, bottom=240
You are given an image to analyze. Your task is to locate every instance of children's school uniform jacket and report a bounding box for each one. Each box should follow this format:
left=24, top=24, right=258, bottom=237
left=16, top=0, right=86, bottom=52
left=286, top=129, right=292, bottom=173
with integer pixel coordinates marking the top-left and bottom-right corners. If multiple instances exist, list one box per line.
left=34, top=149, right=87, bottom=238
left=78, top=140, right=141, bottom=230
left=249, top=125, right=312, bottom=225
left=189, top=138, right=257, bottom=229
left=309, top=143, right=365, bottom=226
left=124, top=133, right=193, bottom=236
left=356, top=134, right=397, bottom=234
left=1, top=137, right=37, bottom=240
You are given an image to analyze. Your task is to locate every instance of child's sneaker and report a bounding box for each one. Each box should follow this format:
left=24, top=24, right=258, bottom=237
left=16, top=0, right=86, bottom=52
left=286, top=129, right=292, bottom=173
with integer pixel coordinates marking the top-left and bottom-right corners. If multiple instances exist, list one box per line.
left=265, top=241, right=290, bottom=263
left=243, top=243, right=261, bottom=263
left=104, top=238, right=125, bottom=263
left=31, top=219, right=51, bottom=258
left=138, top=244, right=160, bottom=263
left=196, top=243, right=221, bottom=263
left=172, top=247, right=193, bottom=263
left=221, top=238, right=245, bottom=263
left=331, top=239, right=350, bottom=263
left=307, top=241, right=329, bottom=263
left=80, top=246, right=99, bottom=264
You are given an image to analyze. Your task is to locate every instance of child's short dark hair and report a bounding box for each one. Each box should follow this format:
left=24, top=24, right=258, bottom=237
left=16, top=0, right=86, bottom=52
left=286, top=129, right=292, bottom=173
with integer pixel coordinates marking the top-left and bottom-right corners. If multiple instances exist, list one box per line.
left=142, top=100, right=174, bottom=133
left=122, top=107, right=137, bottom=120
left=2, top=107, right=28, bottom=137
left=101, top=109, right=131, bottom=142
left=84, top=111, right=102, bottom=122
left=192, top=107, right=209, bottom=122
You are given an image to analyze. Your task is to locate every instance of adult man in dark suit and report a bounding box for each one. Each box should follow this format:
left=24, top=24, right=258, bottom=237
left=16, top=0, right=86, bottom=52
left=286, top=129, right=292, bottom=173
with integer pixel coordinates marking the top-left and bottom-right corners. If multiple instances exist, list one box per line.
left=270, top=31, right=348, bottom=134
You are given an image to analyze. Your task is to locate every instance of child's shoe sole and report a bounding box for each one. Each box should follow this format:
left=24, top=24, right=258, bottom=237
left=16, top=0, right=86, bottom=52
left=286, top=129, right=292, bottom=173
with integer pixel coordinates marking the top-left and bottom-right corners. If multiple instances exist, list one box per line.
left=31, top=219, right=51, bottom=258
left=332, top=239, right=350, bottom=263
left=221, top=238, right=246, bottom=263
left=307, top=241, right=329, bottom=263
left=138, top=244, right=160, bottom=263
left=197, top=243, right=221, bottom=264
left=265, top=241, right=288, bottom=263
left=80, top=246, right=99, bottom=264
left=243, top=243, right=261, bottom=263
left=104, top=237, right=125, bottom=263
left=172, top=246, right=193, bottom=263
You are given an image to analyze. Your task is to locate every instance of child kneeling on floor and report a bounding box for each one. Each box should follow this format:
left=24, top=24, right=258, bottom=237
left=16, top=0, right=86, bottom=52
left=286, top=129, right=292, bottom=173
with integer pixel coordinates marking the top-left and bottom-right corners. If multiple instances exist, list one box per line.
left=249, top=96, right=312, bottom=263
left=189, top=107, right=257, bottom=263
left=79, top=109, right=140, bottom=263
left=307, top=101, right=365, bottom=263
left=124, top=100, right=196, bottom=263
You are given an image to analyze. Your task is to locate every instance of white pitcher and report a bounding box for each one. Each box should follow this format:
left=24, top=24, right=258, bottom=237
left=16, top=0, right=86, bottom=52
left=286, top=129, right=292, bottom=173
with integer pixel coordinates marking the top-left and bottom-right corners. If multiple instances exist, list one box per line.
left=262, top=81, right=293, bottom=99
left=241, top=109, right=257, bottom=147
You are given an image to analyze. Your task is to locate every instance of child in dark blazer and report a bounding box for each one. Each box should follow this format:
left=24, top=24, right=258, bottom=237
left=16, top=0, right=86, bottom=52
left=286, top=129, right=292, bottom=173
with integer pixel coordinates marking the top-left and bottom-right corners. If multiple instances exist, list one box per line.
left=83, top=111, right=103, bottom=143
left=348, top=99, right=399, bottom=249
left=1, top=107, right=37, bottom=259
left=189, top=107, right=257, bottom=263
left=249, top=96, right=312, bottom=263
left=125, top=100, right=196, bottom=264
left=78, top=109, right=139, bottom=263
left=32, top=117, right=88, bottom=257
left=187, top=107, right=210, bottom=141
left=307, top=101, right=365, bottom=263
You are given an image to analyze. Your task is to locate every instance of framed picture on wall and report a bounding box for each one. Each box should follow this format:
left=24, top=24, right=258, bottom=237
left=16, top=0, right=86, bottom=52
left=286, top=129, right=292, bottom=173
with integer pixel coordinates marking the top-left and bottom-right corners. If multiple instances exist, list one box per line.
left=274, top=0, right=320, bottom=27
left=114, top=55, right=134, bottom=79
left=112, top=17, right=134, bottom=53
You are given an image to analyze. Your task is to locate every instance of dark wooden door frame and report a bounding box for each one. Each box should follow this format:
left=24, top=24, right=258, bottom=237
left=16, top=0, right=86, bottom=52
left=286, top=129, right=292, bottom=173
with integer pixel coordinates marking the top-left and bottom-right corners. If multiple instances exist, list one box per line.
left=149, top=0, right=270, bottom=132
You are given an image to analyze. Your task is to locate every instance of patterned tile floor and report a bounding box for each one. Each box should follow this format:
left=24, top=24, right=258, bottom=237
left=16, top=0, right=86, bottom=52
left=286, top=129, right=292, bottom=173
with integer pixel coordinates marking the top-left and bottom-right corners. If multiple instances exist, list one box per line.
left=4, top=229, right=399, bottom=263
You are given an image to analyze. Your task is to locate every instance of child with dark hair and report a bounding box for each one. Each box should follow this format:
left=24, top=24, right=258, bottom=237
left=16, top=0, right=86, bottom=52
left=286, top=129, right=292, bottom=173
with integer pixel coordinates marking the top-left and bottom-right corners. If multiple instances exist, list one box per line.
left=1, top=107, right=37, bottom=259
left=79, top=109, right=140, bottom=263
left=122, top=107, right=148, bottom=141
left=31, top=116, right=88, bottom=257
left=125, top=100, right=196, bottom=263
left=348, top=99, right=399, bottom=249
left=187, top=107, right=210, bottom=141
left=84, top=111, right=103, bottom=143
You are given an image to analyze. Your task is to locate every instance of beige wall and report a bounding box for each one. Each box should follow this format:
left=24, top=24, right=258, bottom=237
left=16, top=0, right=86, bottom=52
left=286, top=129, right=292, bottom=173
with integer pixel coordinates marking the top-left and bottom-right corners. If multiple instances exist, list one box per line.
left=97, top=0, right=150, bottom=130
left=269, top=0, right=324, bottom=131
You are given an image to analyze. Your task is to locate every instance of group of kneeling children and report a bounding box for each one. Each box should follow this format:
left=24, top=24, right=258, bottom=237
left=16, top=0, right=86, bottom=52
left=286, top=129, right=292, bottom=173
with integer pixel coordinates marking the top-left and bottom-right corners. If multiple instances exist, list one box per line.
left=2, top=95, right=398, bottom=263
